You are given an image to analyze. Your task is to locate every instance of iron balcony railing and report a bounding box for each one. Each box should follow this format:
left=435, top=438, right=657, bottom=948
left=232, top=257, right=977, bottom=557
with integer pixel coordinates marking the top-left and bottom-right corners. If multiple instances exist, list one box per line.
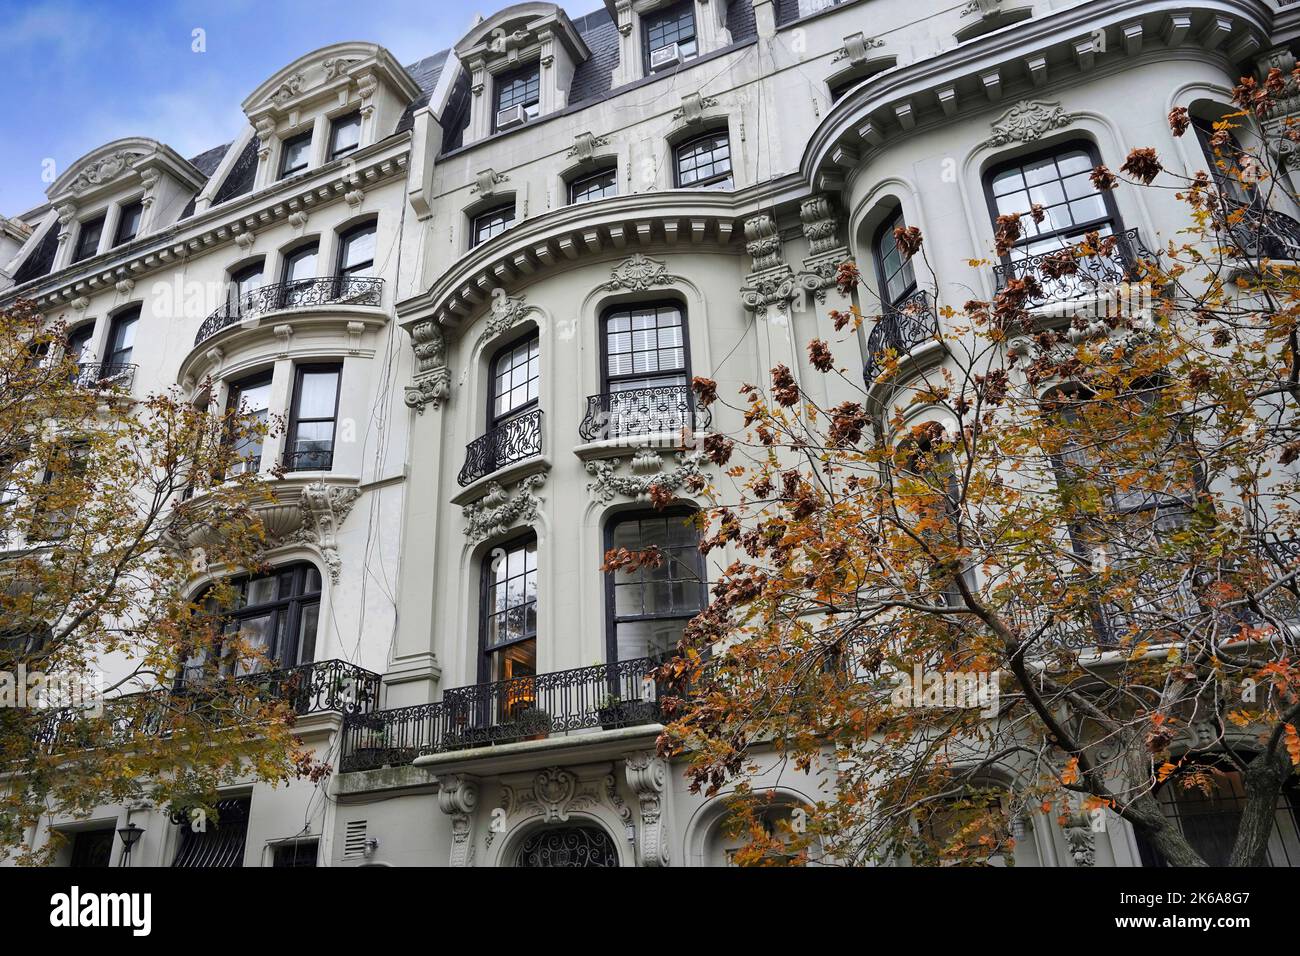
left=457, top=407, right=544, bottom=486
left=282, top=444, right=334, bottom=473
left=33, top=658, right=381, bottom=756
left=73, top=361, right=136, bottom=391
left=864, top=289, right=939, bottom=383
left=340, top=656, right=662, bottom=772
left=1222, top=198, right=1300, bottom=260
left=991, top=227, right=1154, bottom=310
left=193, top=276, right=384, bottom=347
left=578, top=382, right=711, bottom=443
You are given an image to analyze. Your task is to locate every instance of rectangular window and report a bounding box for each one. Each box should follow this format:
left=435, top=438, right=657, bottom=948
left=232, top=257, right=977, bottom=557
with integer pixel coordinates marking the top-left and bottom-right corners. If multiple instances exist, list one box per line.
left=171, top=797, right=251, bottom=868
left=73, top=214, right=105, bottom=262
left=471, top=204, right=515, bottom=248
left=33, top=442, right=89, bottom=541
left=987, top=145, right=1112, bottom=260
left=272, top=840, right=319, bottom=867
left=644, top=2, right=698, bottom=71
left=491, top=334, right=540, bottom=426
left=285, top=364, right=341, bottom=472
left=569, top=167, right=618, bottom=204
left=69, top=828, right=116, bottom=867
left=328, top=112, right=362, bottom=160
left=225, top=373, right=273, bottom=476
left=104, top=306, right=140, bottom=370
left=493, top=63, right=540, bottom=130
left=337, top=223, right=376, bottom=278
left=607, top=512, right=705, bottom=661
left=113, top=200, right=143, bottom=246
left=674, top=131, right=733, bottom=190
left=229, top=262, right=264, bottom=315
left=481, top=536, right=538, bottom=686
left=279, top=131, right=312, bottom=179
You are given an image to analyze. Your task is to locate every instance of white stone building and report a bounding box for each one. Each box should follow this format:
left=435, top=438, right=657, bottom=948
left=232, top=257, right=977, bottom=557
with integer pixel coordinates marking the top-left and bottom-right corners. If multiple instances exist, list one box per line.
left=4, top=0, right=1300, bottom=867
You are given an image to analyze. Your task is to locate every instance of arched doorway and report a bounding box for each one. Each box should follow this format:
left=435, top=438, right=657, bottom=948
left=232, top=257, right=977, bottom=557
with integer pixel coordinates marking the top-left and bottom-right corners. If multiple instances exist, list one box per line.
left=515, top=825, right=619, bottom=867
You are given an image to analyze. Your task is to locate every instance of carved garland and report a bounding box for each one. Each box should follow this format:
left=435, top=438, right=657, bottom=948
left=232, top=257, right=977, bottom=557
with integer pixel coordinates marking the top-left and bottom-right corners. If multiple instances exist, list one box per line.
left=463, top=473, right=545, bottom=542
left=585, top=450, right=703, bottom=504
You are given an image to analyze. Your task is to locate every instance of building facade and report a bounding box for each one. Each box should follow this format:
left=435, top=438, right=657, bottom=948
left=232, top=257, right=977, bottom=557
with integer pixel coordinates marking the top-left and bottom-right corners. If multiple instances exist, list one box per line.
left=4, top=0, right=1300, bottom=867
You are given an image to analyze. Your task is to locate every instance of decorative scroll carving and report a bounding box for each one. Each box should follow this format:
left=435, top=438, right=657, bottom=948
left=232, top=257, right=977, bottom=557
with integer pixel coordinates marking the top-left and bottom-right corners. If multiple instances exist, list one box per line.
left=799, top=195, right=840, bottom=257
left=405, top=320, right=450, bottom=413
left=68, top=150, right=145, bottom=194
left=437, top=774, right=480, bottom=867
left=501, top=767, right=604, bottom=824
left=744, top=212, right=783, bottom=272
left=268, top=72, right=305, bottom=106
left=323, top=57, right=358, bottom=80
left=740, top=266, right=800, bottom=314
left=600, top=253, right=681, bottom=292
left=984, top=100, right=1075, bottom=148
left=671, top=92, right=719, bottom=125
left=486, top=290, right=537, bottom=337
left=567, top=132, right=611, bottom=161
left=462, top=473, right=545, bottom=542
left=471, top=168, right=509, bottom=196
left=625, top=751, right=669, bottom=867
left=585, top=450, right=703, bottom=504
left=294, top=482, right=362, bottom=583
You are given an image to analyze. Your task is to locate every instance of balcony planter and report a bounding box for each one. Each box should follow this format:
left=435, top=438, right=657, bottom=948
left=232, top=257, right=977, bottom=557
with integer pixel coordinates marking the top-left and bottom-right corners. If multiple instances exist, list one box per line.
left=515, top=707, right=553, bottom=741
left=598, top=697, right=656, bottom=731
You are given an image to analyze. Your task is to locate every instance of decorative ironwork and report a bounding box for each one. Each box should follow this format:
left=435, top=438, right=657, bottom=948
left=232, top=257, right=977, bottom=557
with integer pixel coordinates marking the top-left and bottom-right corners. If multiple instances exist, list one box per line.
left=340, top=656, right=662, bottom=772
left=193, top=276, right=384, bottom=347
left=74, top=361, right=136, bottom=390
left=578, top=383, right=711, bottom=442
left=34, top=658, right=380, bottom=755
left=1222, top=198, right=1300, bottom=260
left=282, top=446, right=334, bottom=472
left=516, top=825, right=620, bottom=867
left=171, top=796, right=250, bottom=868
left=991, top=227, right=1154, bottom=310
left=864, top=289, right=939, bottom=383
left=457, top=408, right=544, bottom=486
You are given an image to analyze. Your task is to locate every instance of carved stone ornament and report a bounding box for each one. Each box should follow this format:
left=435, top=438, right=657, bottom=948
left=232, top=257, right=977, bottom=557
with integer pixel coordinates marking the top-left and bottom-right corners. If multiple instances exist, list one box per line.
left=799, top=195, right=840, bottom=257
left=470, top=168, right=510, bottom=196
left=485, top=290, right=537, bottom=337
left=275, top=482, right=362, bottom=584
left=831, top=32, right=885, bottom=66
left=567, top=131, right=611, bottom=161
left=501, top=767, right=604, bottom=824
left=437, top=774, right=480, bottom=867
left=744, top=212, right=783, bottom=273
left=462, top=473, right=545, bottom=541
left=600, top=253, right=681, bottom=292
left=268, top=72, right=305, bottom=107
left=69, top=150, right=145, bottom=194
left=984, top=100, right=1075, bottom=148
left=323, top=57, right=358, bottom=80
left=405, top=319, right=451, bottom=413
left=671, top=92, right=719, bottom=125
left=586, top=450, right=703, bottom=504
left=625, top=751, right=670, bottom=867
left=740, top=266, right=801, bottom=314
left=1062, top=799, right=1096, bottom=867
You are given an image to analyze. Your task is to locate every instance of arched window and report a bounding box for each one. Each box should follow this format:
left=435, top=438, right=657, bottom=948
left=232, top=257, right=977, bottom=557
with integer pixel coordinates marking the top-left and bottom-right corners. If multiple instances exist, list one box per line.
left=873, top=206, right=917, bottom=309
left=674, top=131, right=732, bottom=190
left=336, top=222, right=376, bottom=279
left=280, top=240, right=319, bottom=309
left=470, top=202, right=516, bottom=248
left=228, top=260, right=264, bottom=316
left=605, top=509, right=706, bottom=662
left=480, top=534, right=537, bottom=686
left=595, top=301, right=693, bottom=439
left=516, top=825, right=619, bottom=867
left=184, top=563, right=323, bottom=682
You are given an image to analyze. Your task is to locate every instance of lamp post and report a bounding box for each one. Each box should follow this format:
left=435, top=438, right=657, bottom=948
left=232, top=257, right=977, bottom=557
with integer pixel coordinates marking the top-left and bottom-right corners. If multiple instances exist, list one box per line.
left=116, top=821, right=144, bottom=866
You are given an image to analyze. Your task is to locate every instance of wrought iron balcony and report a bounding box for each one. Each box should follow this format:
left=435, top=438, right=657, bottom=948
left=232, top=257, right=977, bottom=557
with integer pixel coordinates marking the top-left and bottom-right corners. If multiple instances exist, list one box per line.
left=457, top=408, right=544, bottom=486
left=74, top=361, right=136, bottom=391
left=33, top=658, right=381, bottom=755
left=340, top=656, right=662, bottom=772
left=193, top=276, right=384, bottom=347
left=282, top=444, right=334, bottom=473
left=1222, top=199, right=1300, bottom=260
left=991, top=227, right=1153, bottom=310
left=864, top=289, right=939, bottom=384
left=578, top=382, right=711, bottom=442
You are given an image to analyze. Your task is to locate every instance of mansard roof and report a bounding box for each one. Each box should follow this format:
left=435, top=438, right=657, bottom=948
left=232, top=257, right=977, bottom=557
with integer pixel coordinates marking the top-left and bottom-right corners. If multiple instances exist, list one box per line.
left=45, top=136, right=204, bottom=205
left=240, top=40, right=421, bottom=118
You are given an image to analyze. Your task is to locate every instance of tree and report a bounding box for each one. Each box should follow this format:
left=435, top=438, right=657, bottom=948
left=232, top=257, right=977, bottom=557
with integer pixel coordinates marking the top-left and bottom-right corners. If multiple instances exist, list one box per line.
left=649, top=72, right=1300, bottom=867
left=0, top=299, right=321, bottom=863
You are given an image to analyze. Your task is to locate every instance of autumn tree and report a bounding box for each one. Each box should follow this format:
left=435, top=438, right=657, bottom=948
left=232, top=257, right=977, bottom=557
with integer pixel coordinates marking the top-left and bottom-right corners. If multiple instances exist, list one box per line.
left=649, top=71, right=1300, bottom=867
left=0, top=299, right=319, bottom=863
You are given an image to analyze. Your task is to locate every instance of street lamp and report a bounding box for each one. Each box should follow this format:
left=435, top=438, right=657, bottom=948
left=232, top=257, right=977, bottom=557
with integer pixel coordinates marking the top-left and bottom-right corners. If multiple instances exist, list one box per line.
left=116, top=822, right=144, bottom=866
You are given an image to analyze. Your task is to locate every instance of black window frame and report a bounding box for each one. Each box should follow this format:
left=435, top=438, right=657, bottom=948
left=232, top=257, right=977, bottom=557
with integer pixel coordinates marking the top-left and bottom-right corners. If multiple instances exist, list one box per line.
left=185, top=562, right=323, bottom=684
left=278, top=130, right=313, bottom=179
left=328, top=111, right=362, bottom=161
left=284, top=362, right=342, bottom=472
left=493, top=61, right=541, bottom=131
left=568, top=166, right=619, bottom=205
left=280, top=240, right=320, bottom=308
left=982, top=139, right=1121, bottom=265
left=872, top=206, right=918, bottom=309
left=673, top=130, right=733, bottom=190
left=69, top=827, right=117, bottom=867
left=335, top=221, right=376, bottom=279
left=643, top=1, right=698, bottom=72
left=66, top=323, right=95, bottom=366
left=224, top=369, right=274, bottom=476
left=604, top=508, right=707, bottom=663
left=112, top=199, right=144, bottom=247
left=272, top=838, right=320, bottom=867
left=477, top=532, right=539, bottom=685
left=488, top=331, right=541, bottom=428
left=104, top=305, right=140, bottom=369
left=470, top=202, right=516, bottom=248
left=72, top=214, right=106, bottom=263
left=600, top=299, right=690, bottom=392
left=229, top=260, right=265, bottom=314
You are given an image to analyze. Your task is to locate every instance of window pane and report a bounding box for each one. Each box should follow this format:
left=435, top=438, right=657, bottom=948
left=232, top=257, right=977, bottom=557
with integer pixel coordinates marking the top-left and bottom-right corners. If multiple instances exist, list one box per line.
left=339, top=226, right=375, bottom=275
left=114, top=202, right=143, bottom=246
left=73, top=215, right=105, bottom=262
left=286, top=245, right=318, bottom=282
left=329, top=113, right=361, bottom=159
left=570, top=168, right=618, bottom=204
left=296, top=370, right=339, bottom=419
left=280, top=133, right=311, bottom=176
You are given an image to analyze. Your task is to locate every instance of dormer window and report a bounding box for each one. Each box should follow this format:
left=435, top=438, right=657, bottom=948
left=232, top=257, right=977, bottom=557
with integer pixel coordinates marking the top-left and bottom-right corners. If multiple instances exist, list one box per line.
left=113, top=200, right=143, bottom=247
left=329, top=112, right=362, bottom=161
left=72, top=214, right=105, bottom=263
left=279, top=130, right=312, bottom=179
left=569, top=167, right=618, bottom=204
left=494, top=63, right=541, bottom=132
left=645, top=2, right=698, bottom=73
left=471, top=203, right=516, bottom=248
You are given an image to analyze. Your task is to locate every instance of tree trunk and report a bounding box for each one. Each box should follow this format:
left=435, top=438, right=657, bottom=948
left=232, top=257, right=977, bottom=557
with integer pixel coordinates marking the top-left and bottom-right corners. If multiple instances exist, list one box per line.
left=1229, top=752, right=1287, bottom=867
left=1125, top=794, right=1208, bottom=867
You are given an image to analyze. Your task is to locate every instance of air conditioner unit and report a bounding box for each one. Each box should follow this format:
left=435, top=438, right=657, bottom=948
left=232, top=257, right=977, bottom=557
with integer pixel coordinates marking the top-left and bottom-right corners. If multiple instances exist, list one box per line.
left=649, top=43, right=682, bottom=72
left=496, top=104, right=526, bottom=130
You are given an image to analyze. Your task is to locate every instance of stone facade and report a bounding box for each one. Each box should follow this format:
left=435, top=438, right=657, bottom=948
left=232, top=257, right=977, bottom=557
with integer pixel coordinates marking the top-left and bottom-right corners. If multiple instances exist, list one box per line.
left=4, top=0, right=1300, bottom=866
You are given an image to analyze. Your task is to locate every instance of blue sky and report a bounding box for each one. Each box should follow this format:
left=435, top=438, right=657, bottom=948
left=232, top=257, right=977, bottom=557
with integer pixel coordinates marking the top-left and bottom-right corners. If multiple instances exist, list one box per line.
left=0, top=0, right=606, bottom=217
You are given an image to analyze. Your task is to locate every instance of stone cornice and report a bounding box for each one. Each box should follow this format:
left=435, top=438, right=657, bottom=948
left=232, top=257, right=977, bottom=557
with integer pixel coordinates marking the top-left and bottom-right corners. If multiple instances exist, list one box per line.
left=5, top=135, right=411, bottom=312
left=47, top=137, right=205, bottom=205
left=802, top=0, right=1276, bottom=192
left=242, top=41, right=421, bottom=124
left=395, top=191, right=744, bottom=330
